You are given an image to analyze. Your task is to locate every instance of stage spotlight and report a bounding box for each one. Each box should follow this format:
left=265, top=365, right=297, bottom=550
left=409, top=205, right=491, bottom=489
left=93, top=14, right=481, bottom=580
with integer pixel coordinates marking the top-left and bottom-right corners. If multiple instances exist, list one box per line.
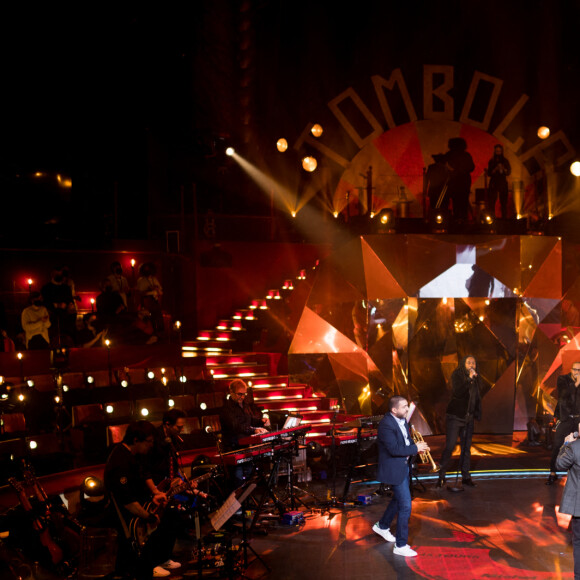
left=200, top=402, right=207, bottom=411
left=311, top=124, right=323, bottom=138
left=376, top=209, right=395, bottom=233
left=81, top=476, right=104, bottom=499
left=168, top=399, right=174, bottom=407
left=302, top=156, right=317, bottom=172
left=291, top=211, right=297, bottom=218
left=179, top=375, right=187, bottom=383
left=29, top=440, right=37, bottom=450
left=276, top=138, right=288, bottom=152
left=537, top=126, right=550, bottom=139
left=429, top=210, right=450, bottom=233
left=85, top=374, right=95, bottom=386
left=225, top=147, right=235, bottom=156
left=26, top=379, right=34, bottom=388
left=570, top=161, right=580, bottom=177
left=141, top=408, right=149, bottom=417
left=146, top=370, right=155, bottom=380
left=120, top=380, right=129, bottom=388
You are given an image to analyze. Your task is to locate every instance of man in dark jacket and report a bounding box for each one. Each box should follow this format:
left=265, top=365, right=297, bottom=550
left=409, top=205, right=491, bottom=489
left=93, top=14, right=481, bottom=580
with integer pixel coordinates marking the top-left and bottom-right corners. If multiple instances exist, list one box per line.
left=556, top=426, right=580, bottom=580
left=437, top=356, right=482, bottom=488
left=547, top=362, right=580, bottom=485
left=487, top=144, right=511, bottom=218
left=220, top=379, right=269, bottom=451
left=372, top=396, right=429, bottom=557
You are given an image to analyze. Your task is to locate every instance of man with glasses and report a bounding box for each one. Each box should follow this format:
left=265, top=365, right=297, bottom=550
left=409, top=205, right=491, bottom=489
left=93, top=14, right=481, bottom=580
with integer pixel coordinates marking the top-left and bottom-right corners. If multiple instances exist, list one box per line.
left=220, top=379, right=270, bottom=451
left=547, top=363, right=580, bottom=485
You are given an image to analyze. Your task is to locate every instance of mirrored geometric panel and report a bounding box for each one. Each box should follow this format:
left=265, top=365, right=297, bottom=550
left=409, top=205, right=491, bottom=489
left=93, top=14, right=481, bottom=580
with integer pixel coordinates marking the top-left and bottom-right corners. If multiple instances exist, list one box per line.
left=288, top=235, right=580, bottom=435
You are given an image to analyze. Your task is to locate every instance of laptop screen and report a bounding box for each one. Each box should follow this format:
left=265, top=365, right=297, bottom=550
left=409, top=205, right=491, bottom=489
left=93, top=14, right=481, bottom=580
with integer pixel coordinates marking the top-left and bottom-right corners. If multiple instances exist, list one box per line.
left=282, top=415, right=302, bottom=429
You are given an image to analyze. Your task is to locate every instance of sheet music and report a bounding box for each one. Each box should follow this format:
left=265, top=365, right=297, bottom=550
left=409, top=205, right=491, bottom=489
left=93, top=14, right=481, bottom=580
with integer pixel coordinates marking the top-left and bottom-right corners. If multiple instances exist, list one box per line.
left=209, top=483, right=257, bottom=530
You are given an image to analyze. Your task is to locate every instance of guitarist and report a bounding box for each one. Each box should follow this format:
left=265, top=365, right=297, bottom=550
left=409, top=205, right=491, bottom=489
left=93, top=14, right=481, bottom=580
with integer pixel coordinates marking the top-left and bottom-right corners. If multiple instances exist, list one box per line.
left=104, top=421, right=171, bottom=579
left=143, top=409, right=206, bottom=575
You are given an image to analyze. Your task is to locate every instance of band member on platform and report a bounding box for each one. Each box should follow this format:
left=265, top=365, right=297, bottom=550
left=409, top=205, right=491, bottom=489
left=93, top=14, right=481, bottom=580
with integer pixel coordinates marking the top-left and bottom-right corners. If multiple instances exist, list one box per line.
left=220, top=379, right=270, bottom=451
left=437, top=356, right=482, bottom=488
left=556, top=425, right=580, bottom=580
left=373, top=396, right=429, bottom=557
left=486, top=144, right=511, bottom=218
left=105, top=421, right=178, bottom=579
left=547, top=362, right=580, bottom=485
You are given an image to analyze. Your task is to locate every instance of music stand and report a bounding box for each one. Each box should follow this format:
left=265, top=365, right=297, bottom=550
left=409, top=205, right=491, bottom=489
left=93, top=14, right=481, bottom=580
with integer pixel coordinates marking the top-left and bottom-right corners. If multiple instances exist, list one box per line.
left=210, top=482, right=270, bottom=577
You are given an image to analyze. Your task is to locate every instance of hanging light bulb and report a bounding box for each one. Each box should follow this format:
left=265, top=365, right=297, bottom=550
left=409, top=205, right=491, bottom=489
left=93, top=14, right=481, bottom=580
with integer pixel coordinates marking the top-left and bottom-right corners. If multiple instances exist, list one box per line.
left=302, top=156, right=317, bottom=172
left=311, top=124, right=323, bottom=138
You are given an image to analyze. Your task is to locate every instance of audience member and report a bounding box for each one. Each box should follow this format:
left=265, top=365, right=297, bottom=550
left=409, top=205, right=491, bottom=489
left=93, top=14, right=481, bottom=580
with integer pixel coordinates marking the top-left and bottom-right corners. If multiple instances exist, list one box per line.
left=73, top=313, right=108, bottom=348
left=137, top=262, right=164, bottom=335
left=21, top=292, right=51, bottom=349
left=107, top=261, right=131, bottom=308
left=41, top=268, right=76, bottom=341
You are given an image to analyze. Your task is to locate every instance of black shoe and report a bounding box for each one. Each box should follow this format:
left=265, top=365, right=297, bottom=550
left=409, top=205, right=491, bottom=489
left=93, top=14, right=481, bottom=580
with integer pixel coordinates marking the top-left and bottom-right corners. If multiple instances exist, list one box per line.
left=436, top=477, right=445, bottom=488
left=545, top=474, right=558, bottom=485
left=462, top=478, right=477, bottom=487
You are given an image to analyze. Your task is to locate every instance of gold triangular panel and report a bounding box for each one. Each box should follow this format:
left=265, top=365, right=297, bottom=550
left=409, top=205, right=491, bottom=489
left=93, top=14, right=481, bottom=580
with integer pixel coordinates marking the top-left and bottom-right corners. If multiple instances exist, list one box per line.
left=289, top=306, right=365, bottom=354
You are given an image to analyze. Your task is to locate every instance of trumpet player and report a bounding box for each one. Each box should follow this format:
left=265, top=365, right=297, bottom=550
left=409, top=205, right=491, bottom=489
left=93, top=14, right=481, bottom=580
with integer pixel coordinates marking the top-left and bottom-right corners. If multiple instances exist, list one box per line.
left=372, top=396, right=430, bottom=558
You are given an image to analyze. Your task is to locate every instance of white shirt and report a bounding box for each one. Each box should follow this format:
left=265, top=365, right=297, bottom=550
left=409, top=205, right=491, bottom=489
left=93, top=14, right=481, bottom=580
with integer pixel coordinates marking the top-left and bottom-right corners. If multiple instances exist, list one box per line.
left=391, top=413, right=411, bottom=446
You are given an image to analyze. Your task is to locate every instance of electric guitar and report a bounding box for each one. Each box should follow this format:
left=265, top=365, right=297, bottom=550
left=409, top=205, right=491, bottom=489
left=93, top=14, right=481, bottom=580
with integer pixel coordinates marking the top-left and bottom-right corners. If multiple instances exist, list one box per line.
left=129, top=469, right=214, bottom=551
left=8, top=477, right=64, bottom=565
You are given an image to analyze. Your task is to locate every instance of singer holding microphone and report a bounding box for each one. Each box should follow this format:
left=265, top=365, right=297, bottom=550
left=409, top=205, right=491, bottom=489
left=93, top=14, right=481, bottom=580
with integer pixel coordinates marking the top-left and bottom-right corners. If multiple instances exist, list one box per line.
left=546, top=362, right=580, bottom=485
left=436, top=356, right=482, bottom=489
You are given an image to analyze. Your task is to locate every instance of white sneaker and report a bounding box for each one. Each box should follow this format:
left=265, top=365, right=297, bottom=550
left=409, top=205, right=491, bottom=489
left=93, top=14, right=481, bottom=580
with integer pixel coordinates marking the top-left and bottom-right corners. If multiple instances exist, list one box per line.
left=161, top=560, right=182, bottom=570
left=393, top=544, right=418, bottom=557
left=153, top=566, right=171, bottom=577
left=372, top=523, right=396, bottom=542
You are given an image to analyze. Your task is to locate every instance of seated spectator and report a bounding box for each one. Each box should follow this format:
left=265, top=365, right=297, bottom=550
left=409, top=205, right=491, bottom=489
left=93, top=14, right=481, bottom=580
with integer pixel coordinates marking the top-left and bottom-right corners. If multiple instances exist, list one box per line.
left=73, top=313, right=108, bottom=348
left=118, top=308, right=158, bottom=345
left=21, top=292, right=51, bottom=349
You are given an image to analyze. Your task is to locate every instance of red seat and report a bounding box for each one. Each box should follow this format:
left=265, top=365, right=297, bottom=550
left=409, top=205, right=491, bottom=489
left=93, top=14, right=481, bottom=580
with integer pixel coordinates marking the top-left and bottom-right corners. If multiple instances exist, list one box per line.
left=171, top=395, right=197, bottom=415
left=1, top=413, right=26, bottom=434
left=72, top=404, right=105, bottom=427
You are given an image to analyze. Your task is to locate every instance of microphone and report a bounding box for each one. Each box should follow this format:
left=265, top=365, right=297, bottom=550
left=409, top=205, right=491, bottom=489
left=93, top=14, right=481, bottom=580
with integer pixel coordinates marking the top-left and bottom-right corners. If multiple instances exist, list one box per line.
left=574, top=431, right=579, bottom=439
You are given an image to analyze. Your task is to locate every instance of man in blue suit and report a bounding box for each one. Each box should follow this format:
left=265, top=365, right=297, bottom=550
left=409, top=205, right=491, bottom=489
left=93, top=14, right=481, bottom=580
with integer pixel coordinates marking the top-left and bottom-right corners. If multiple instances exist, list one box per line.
left=372, top=396, right=429, bottom=557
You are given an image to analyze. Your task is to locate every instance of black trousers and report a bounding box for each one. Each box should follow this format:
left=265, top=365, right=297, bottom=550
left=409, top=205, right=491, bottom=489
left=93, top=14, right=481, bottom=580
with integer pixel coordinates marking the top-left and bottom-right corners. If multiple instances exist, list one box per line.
left=438, top=415, right=474, bottom=479
left=115, top=512, right=178, bottom=580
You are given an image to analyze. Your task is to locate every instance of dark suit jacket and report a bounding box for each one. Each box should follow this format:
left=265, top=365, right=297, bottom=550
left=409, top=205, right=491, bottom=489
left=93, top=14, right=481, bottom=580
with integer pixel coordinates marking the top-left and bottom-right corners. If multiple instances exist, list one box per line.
left=556, top=439, right=580, bottom=516
left=376, top=413, right=418, bottom=485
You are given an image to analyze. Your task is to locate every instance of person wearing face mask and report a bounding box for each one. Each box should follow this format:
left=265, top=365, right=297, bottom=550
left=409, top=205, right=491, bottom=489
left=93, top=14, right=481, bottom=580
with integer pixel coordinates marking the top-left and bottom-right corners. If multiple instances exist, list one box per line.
left=107, top=261, right=131, bottom=308
left=21, top=292, right=51, bottom=349
left=436, top=355, right=482, bottom=489
left=41, top=268, right=75, bottom=341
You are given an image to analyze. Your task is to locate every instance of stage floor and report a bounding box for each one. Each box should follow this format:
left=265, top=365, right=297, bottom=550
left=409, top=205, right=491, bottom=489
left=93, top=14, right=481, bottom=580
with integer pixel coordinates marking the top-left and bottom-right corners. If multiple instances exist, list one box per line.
left=2, top=432, right=574, bottom=579
left=173, top=432, right=574, bottom=579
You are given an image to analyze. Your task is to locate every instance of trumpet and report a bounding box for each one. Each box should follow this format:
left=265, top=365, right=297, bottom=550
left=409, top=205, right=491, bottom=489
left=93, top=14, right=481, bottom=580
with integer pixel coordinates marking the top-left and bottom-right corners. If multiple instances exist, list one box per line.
left=410, top=425, right=439, bottom=473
